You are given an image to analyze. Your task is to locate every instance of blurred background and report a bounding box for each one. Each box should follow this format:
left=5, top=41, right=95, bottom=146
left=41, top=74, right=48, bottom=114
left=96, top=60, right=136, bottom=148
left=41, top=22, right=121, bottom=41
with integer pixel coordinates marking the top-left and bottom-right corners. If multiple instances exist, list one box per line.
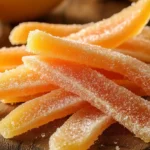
left=0, top=0, right=140, bottom=48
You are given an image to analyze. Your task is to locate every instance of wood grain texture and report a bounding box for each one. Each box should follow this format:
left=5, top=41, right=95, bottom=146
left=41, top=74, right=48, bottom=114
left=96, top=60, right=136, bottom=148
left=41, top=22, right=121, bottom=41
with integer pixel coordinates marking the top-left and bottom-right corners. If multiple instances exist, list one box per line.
left=0, top=102, right=149, bottom=150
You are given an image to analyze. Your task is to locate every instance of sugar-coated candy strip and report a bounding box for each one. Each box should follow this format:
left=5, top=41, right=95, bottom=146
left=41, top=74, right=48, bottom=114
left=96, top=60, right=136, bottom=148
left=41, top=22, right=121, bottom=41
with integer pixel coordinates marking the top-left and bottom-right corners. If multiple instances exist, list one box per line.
left=23, top=56, right=150, bottom=142
left=1, top=79, right=145, bottom=104
left=9, top=24, right=150, bottom=63
left=1, top=92, right=46, bottom=104
left=50, top=105, right=114, bottom=150
left=114, top=80, right=147, bottom=96
left=0, top=89, right=87, bottom=138
left=95, top=69, right=125, bottom=80
left=9, top=22, right=91, bottom=45
left=67, top=0, right=150, bottom=48
left=0, top=46, right=31, bottom=72
left=93, top=73, right=147, bottom=96
left=116, top=26, right=150, bottom=62
left=9, top=23, right=150, bottom=63
left=27, top=30, right=150, bottom=95
left=0, top=45, right=125, bottom=78
left=137, top=26, right=150, bottom=40
left=117, top=37, right=150, bottom=62
left=0, top=65, right=57, bottom=98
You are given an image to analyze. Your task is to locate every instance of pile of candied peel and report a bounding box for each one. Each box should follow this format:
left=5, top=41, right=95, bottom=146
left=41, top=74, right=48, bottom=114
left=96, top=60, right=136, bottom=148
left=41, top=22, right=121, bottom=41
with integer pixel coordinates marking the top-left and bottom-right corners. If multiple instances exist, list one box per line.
left=0, top=0, right=150, bottom=149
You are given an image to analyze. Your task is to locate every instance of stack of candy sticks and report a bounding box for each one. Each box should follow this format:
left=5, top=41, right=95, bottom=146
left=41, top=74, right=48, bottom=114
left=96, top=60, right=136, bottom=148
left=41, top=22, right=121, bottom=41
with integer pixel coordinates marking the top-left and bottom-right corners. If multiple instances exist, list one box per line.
left=0, top=0, right=150, bottom=149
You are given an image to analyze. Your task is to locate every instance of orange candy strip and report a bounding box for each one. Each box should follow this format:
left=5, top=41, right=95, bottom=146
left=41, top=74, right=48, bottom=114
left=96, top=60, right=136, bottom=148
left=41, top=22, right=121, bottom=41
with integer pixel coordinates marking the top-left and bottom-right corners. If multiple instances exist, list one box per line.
left=67, top=0, right=150, bottom=48
left=0, top=89, right=87, bottom=138
left=27, top=30, right=150, bottom=95
left=50, top=105, right=114, bottom=150
left=137, top=26, right=150, bottom=40
left=23, top=56, right=150, bottom=142
left=114, top=80, right=146, bottom=96
left=0, top=46, right=31, bottom=72
left=117, top=26, right=150, bottom=62
left=0, top=51, right=143, bottom=100
left=1, top=92, right=46, bottom=104
left=9, top=22, right=91, bottom=45
left=95, top=69, right=146, bottom=96
left=0, top=65, right=57, bottom=98
left=1, top=80, right=145, bottom=104
left=8, top=12, right=150, bottom=62
left=8, top=24, right=150, bottom=63
left=95, top=69, right=125, bottom=80
left=117, top=37, right=150, bottom=62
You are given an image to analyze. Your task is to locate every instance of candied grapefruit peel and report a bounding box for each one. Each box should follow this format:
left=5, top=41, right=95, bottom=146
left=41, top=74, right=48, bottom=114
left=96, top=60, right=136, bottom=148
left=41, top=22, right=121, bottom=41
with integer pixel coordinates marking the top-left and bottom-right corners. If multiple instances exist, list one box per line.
left=0, top=0, right=150, bottom=150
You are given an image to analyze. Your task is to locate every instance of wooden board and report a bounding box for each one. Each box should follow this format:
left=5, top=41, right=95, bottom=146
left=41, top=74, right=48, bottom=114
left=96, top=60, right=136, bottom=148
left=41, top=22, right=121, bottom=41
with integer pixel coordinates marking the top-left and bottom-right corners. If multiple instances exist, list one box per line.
left=0, top=102, right=150, bottom=150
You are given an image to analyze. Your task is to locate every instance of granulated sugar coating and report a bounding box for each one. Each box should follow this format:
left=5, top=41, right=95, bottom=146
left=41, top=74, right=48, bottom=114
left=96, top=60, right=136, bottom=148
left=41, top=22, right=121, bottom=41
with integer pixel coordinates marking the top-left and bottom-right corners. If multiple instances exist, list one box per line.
left=0, top=65, right=57, bottom=98
left=23, top=56, right=150, bottom=142
left=49, top=105, right=114, bottom=150
left=27, top=30, right=150, bottom=95
left=0, top=89, right=87, bottom=138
